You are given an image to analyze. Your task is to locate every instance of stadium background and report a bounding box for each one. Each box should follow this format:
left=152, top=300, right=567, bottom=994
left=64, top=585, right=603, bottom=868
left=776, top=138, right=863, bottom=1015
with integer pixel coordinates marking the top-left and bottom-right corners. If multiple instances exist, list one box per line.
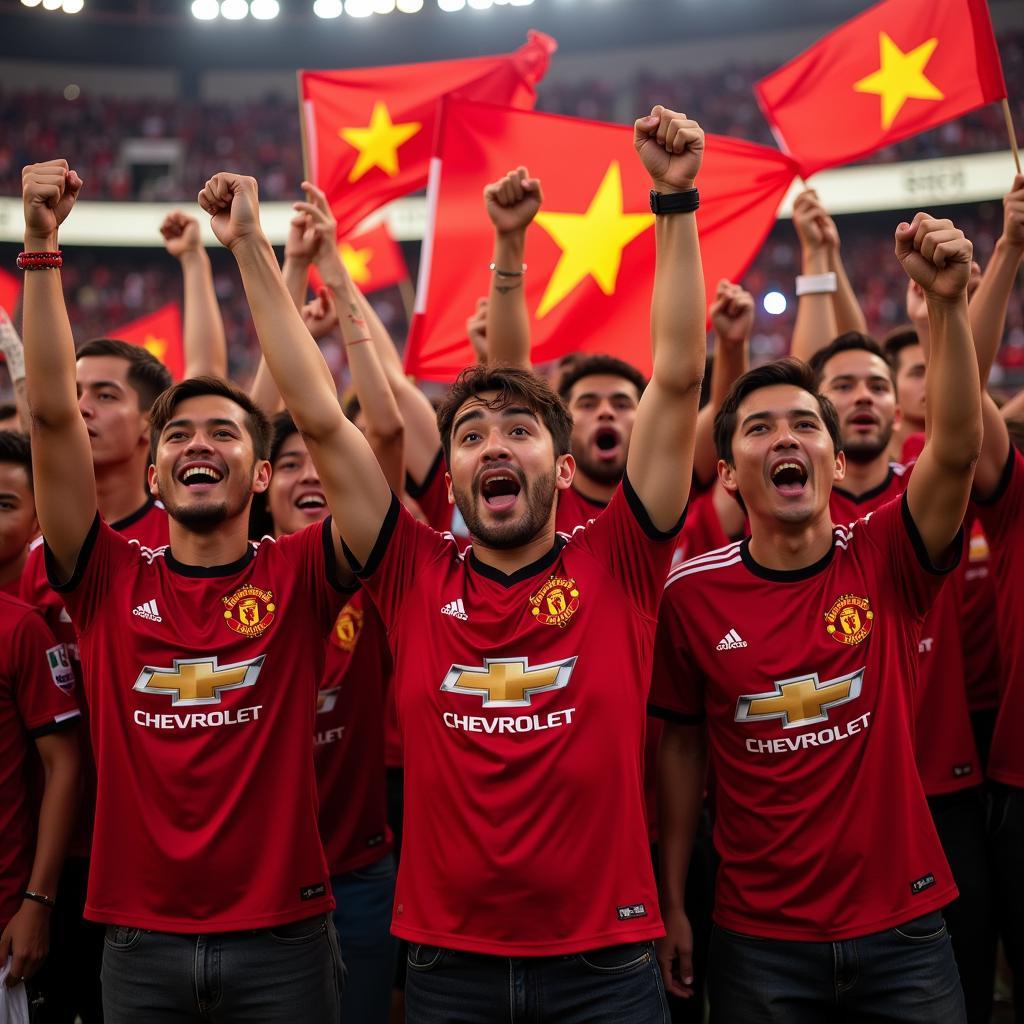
left=0, top=0, right=1020, bottom=394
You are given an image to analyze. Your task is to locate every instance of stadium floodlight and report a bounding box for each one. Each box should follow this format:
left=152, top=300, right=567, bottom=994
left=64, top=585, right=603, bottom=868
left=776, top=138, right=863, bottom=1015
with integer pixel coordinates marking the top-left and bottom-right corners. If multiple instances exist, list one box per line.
left=191, top=0, right=219, bottom=15
left=762, top=290, right=787, bottom=315
left=468, top=0, right=492, bottom=9
left=508, top=0, right=533, bottom=6
left=250, top=0, right=279, bottom=16
left=62, top=0, right=85, bottom=11
left=220, top=0, right=248, bottom=16
left=20, top=0, right=44, bottom=8
left=313, top=0, right=342, bottom=14
left=396, top=0, right=422, bottom=10
left=438, top=0, right=464, bottom=11
left=42, top=0, right=62, bottom=10
left=345, top=0, right=373, bottom=15
left=372, top=0, right=395, bottom=12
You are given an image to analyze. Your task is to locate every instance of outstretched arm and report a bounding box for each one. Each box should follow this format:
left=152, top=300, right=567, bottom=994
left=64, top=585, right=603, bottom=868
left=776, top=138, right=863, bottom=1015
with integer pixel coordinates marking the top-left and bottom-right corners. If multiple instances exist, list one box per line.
left=627, top=106, right=707, bottom=531
left=199, top=172, right=391, bottom=565
left=20, top=161, right=97, bottom=581
left=483, top=167, right=543, bottom=371
left=790, top=189, right=839, bottom=363
left=898, top=214, right=982, bottom=561
left=161, top=212, right=227, bottom=379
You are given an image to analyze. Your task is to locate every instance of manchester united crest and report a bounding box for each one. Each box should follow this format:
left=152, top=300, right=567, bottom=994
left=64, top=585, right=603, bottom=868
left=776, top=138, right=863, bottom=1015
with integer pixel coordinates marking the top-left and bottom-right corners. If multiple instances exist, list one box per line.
left=824, top=593, right=874, bottom=646
left=332, top=603, right=364, bottom=653
left=529, top=577, right=581, bottom=628
left=222, top=585, right=276, bottom=638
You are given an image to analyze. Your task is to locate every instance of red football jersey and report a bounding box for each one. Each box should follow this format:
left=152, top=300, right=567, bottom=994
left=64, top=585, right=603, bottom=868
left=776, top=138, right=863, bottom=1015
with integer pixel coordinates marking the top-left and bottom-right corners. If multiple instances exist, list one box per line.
left=0, top=593, right=80, bottom=929
left=554, top=484, right=608, bottom=534
left=960, top=517, right=1002, bottom=712
left=406, top=450, right=453, bottom=534
left=651, top=495, right=957, bottom=941
left=671, top=488, right=731, bottom=568
left=830, top=469, right=980, bottom=795
left=352, top=480, right=679, bottom=955
left=316, top=589, right=394, bottom=875
left=49, top=516, right=344, bottom=931
left=976, top=448, right=1024, bottom=787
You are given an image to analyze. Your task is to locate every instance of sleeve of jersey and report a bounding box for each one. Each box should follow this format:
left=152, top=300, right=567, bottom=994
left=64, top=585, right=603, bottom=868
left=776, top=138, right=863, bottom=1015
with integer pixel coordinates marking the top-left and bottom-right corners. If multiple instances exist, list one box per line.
left=342, top=493, right=450, bottom=627
left=864, top=492, right=963, bottom=618
left=44, top=516, right=135, bottom=634
left=648, top=587, right=705, bottom=724
left=405, top=449, right=452, bottom=533
left=974, top=447, right=1022, bottom=546
left=12, top=609, right=81, bottom=737
left=570, top=476, right=685, bottom=620
left=276, top=517, right=356, bottom=632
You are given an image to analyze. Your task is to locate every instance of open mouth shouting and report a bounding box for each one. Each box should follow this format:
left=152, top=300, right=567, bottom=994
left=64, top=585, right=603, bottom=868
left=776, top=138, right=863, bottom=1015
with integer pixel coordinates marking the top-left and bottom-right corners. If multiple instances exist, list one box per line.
left=294, top=490, right=327, bottom=517
left=177, top=461, right=225, bottom=490
left=477, top=467, right=523, bottom=514
left=592, top=426, right=623, bottom=463
left=769, top=457, right=809, bottom=497
left=847, top=411, right=879, bottom=433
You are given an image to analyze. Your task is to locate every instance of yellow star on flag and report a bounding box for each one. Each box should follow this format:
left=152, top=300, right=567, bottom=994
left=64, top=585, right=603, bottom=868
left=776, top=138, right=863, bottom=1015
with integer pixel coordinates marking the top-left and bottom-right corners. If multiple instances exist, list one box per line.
left=339, top=102, right=422, bottom=184
left=533, top=162, right=654, bottom=320
left=142, top=335, right=167, bottom=362
left=853, top=32, right=944, bottom=130
left=340, top=243, right=373, bottom=286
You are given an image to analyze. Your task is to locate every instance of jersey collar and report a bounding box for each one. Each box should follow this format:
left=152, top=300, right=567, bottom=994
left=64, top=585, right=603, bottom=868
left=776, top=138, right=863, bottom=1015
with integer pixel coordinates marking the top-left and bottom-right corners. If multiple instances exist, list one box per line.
left=831, top=466, right=896, bottom=506
left=111, top=497, right=157, bottom=532
left=469, top=535, right=567, bottom=588
left=739, top=535, right=836, bottom=583
left=164, top=544, right=256, bottom=578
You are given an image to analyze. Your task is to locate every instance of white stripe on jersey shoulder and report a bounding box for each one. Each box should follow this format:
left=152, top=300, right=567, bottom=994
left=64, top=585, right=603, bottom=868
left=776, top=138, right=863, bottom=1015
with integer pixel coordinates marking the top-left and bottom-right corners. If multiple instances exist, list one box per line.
left=890, top=461, right=908, bottom=477
left=137, top=543, right=169, bottom=564
left=29, top=534, right=44, bottom=552
left=436, top=531, right=469, bottom=562
left=154, top=500, right=166, bottom=509
left=665, top=540, right=744, bottom=588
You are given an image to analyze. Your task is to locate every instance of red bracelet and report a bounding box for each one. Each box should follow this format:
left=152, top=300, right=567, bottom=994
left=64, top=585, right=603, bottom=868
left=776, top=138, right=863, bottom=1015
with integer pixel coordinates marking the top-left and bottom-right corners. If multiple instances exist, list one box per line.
left=17, top=251, right=63, bottom=270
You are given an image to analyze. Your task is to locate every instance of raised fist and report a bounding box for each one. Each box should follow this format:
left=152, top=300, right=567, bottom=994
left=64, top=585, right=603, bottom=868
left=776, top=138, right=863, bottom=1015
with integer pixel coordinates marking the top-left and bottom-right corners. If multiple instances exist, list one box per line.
left=483, top=167, right=543, bottom=235
left=1002, top=174, right=1024, bottom=249
left=634, top=106, right=704, bottom=193
left=792, top=189, right=838, bottom=254
left=301, top=288, right=339, bottom=340
left=710, top=279, right=754, bottom=348
left=895, top=213, right=973, bottom=303
left=160, top=211, right=202, bottom=260
left=466, top=296, right=488, bottom=363
left=22, top=160, right=83, bottom=245
left=198, top=172, right=262, bottom=251
left=289, top=180, right=337, bottom=265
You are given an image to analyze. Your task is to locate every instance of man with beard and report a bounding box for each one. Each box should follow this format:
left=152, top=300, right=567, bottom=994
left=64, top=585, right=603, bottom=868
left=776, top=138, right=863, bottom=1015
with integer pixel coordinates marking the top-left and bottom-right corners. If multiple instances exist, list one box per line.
left=216, top=105, right=707, bottom=1021
left=20, top=159, right=346, bottom=1022
left=653, top=210, right=981, bottom=1021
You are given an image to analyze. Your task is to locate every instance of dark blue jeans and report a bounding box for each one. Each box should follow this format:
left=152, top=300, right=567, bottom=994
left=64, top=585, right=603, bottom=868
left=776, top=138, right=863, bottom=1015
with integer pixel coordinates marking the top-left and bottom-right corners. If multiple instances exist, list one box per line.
left=331, top=852, right=398, bottom=1024
left=707, top=910, right=966, bottom=1023
left=100, top=913, right=344, bottom=1023
left=989, top=782, right=1024, bottom=1024
left=405, top=940, right=668, bottom=1023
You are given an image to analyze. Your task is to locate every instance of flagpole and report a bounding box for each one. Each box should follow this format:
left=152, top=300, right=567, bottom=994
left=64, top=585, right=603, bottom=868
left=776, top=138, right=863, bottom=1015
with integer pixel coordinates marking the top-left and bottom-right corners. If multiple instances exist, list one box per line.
left=1002, top=99, right=1021, bottom=175
left=398, top=277, right=416, bottom=325
left=297, top=71, right=311, bottom=183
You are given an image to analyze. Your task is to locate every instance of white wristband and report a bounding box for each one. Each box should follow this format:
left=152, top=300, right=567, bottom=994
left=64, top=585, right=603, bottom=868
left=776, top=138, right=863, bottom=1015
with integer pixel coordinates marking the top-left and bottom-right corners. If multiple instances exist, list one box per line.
left=0, top=311, right=25, bottom=383
left=795, top=272, right=838, bottom=296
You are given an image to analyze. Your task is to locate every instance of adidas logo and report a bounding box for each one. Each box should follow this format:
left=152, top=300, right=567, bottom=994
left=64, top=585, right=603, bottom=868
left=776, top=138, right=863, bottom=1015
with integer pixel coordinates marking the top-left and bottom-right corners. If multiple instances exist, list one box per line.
left=440, top=598, right=469, bottom=621
left=132, top=599, right=162, bottom=623
left=716, top=628, right=747, bottom=651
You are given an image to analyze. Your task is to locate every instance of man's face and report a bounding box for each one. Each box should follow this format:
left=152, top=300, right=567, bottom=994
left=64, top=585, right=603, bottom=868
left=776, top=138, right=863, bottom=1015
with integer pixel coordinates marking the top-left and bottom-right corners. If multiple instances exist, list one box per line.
left=149, top=394, right=269, bottom=533
left=0, top=462, right=36, bottom=569
left=76, top=355, right=150, bottom=469
left=720, top=383, right=844, bottom=525
left=817, top=349, right=895, bottom=465
left=893, top=343, right=927, bottom=432
left=446, top=392, right=572, bottom=549
left=565, top=373, right=640, bottom=487
left=267, top=434, right=327, bottom=538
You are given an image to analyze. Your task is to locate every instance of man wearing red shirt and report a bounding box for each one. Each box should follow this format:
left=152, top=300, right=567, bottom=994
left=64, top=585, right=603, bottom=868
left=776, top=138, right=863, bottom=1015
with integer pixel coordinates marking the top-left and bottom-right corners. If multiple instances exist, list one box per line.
left=21, top=159, right=346, bottom=1022
left=653, top=213, right=981, bottom=1021
left=226, top=104, right=707, bottom=1021
left=0, top=431, right=37, bottom=595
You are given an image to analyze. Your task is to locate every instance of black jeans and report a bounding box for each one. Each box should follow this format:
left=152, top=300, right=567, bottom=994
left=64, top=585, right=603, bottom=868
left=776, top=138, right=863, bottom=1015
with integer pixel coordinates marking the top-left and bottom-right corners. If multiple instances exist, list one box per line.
left=404, top=941, right=668, bottom=1023
left=928, top=786, right=997, bottom=1024
left=990, top=782, right=1024, bottom=1024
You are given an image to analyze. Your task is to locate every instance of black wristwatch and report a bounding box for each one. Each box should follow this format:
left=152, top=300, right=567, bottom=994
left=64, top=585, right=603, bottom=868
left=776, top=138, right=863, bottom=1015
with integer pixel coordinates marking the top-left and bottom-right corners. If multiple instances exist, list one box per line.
left=649, top=188, right=700, bottom=214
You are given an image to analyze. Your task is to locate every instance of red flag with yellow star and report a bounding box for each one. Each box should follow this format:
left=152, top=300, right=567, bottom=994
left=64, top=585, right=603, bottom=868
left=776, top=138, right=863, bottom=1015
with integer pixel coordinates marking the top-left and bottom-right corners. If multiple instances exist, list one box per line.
left=112, top=303, right=184, bottom=380
left=299, top=31, right=556, bottom=239
left=309, top=221, right=408, bottom=296
left=755, top=0, right=1006, bottom=177
left=405, top=98, right=797, bottom=382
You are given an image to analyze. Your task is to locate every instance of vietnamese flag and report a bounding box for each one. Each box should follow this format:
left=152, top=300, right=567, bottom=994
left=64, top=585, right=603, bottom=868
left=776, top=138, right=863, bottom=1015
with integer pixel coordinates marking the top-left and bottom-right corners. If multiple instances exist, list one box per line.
left=405, top=98, right=797, bottom=382
left=309, top=222, right=408, bottom=296
left=0, top=268, right=20, bottom=319
left=299, top=31, right=556, bottom=239
left=111, top=304, right=184, bottom=380
left=755, top=0, right=1007, bottom=177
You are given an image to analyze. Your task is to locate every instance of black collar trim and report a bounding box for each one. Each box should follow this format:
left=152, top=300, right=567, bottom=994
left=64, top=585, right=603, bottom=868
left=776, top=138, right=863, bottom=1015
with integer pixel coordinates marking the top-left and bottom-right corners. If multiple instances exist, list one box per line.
left=740, top=534, right=836, bottom=583
left=469, top=535, right=567, bottom=588
left=832, top=467, right=895, bottom=506
left=164, top=543, right=256, bottom=578
left=111, top=498, right=157, bottom=532
left=570, top=486, right=608, bottom=511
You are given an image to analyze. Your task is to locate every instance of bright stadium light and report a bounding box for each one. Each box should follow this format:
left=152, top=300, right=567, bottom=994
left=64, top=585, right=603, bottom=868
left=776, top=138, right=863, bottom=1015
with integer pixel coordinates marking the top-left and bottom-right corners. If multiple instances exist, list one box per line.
left=221, top=0, right=247, bottom=16
left=345, top=0, right=373, bottom=15
left=251, top=0, right=279, bottom=17
left=438, top=0, right=464, bottom=11
left=42, top=0, right=62, bottom=10
left=762, top=290, right=787, bottom=315
left=372, top=0, right=395, bottom=12
left=468, top=0, right=491, bottom=8
left=192, top=0, right=219, bottom=16
left=20, top=0, right=43, bottom=8
left=62, top=0, right=84, bottom=11
left=397, top=0, right=422, bottom=10
left=313, top=0, right=342, bottom=14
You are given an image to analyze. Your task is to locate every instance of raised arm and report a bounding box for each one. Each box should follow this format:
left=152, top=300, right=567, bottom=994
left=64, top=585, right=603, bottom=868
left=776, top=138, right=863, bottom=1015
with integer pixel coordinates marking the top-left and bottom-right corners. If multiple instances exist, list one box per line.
left=627, top=107, right=706, bottom=532
left=898, top=214, right=982, bottom=561
left=161, top=211, right=227, bottom=379
left=20, top=161, right=97, bottom=581
left=789, top=190, right=840, bottom=363
left=483, top=167, right=542, bottom=371
left=693, top=280, right=752, bottom=486
left=198, top=172, right=391, bottom=565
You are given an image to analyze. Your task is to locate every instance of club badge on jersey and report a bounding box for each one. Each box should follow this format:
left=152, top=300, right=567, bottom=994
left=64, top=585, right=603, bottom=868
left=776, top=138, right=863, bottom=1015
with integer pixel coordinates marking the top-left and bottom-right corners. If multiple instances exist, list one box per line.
left=824, top=594, right=874, bottom=646
left=529, top=577, right=581, bottom=628
left=222, top=585, right=276, bottom=638
left=331, top=603, right=363, bottom=653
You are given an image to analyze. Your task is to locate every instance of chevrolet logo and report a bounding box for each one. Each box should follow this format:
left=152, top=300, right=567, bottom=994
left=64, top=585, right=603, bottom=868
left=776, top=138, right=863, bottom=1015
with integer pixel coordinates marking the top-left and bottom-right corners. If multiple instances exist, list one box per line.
left=735, top=668, right=864, bottom=729
left=133, top=655, right=265, bottom=707
left=440, top=656, right=577, bottom=708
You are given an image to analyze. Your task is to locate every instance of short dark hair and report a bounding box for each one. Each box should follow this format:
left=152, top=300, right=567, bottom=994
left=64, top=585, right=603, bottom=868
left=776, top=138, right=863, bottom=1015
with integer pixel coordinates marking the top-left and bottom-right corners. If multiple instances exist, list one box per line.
left=76, top=338, right=174, bottom=411
left=882, top=327, right=922, bottom=371
left=808, top=332, right=894, bottom=387
left=269, top=411, right=299, bottom=466
left=557, top=354, right=648, bottom=403
left=0, top=429, right=32, bottom=489
left=0, top=402, right=17, bottom=423
left=437, top=365, right=573, bottom=465
left=714, top=357, right=842, bottom=465
left=148, top=376, right=271, bottom=465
